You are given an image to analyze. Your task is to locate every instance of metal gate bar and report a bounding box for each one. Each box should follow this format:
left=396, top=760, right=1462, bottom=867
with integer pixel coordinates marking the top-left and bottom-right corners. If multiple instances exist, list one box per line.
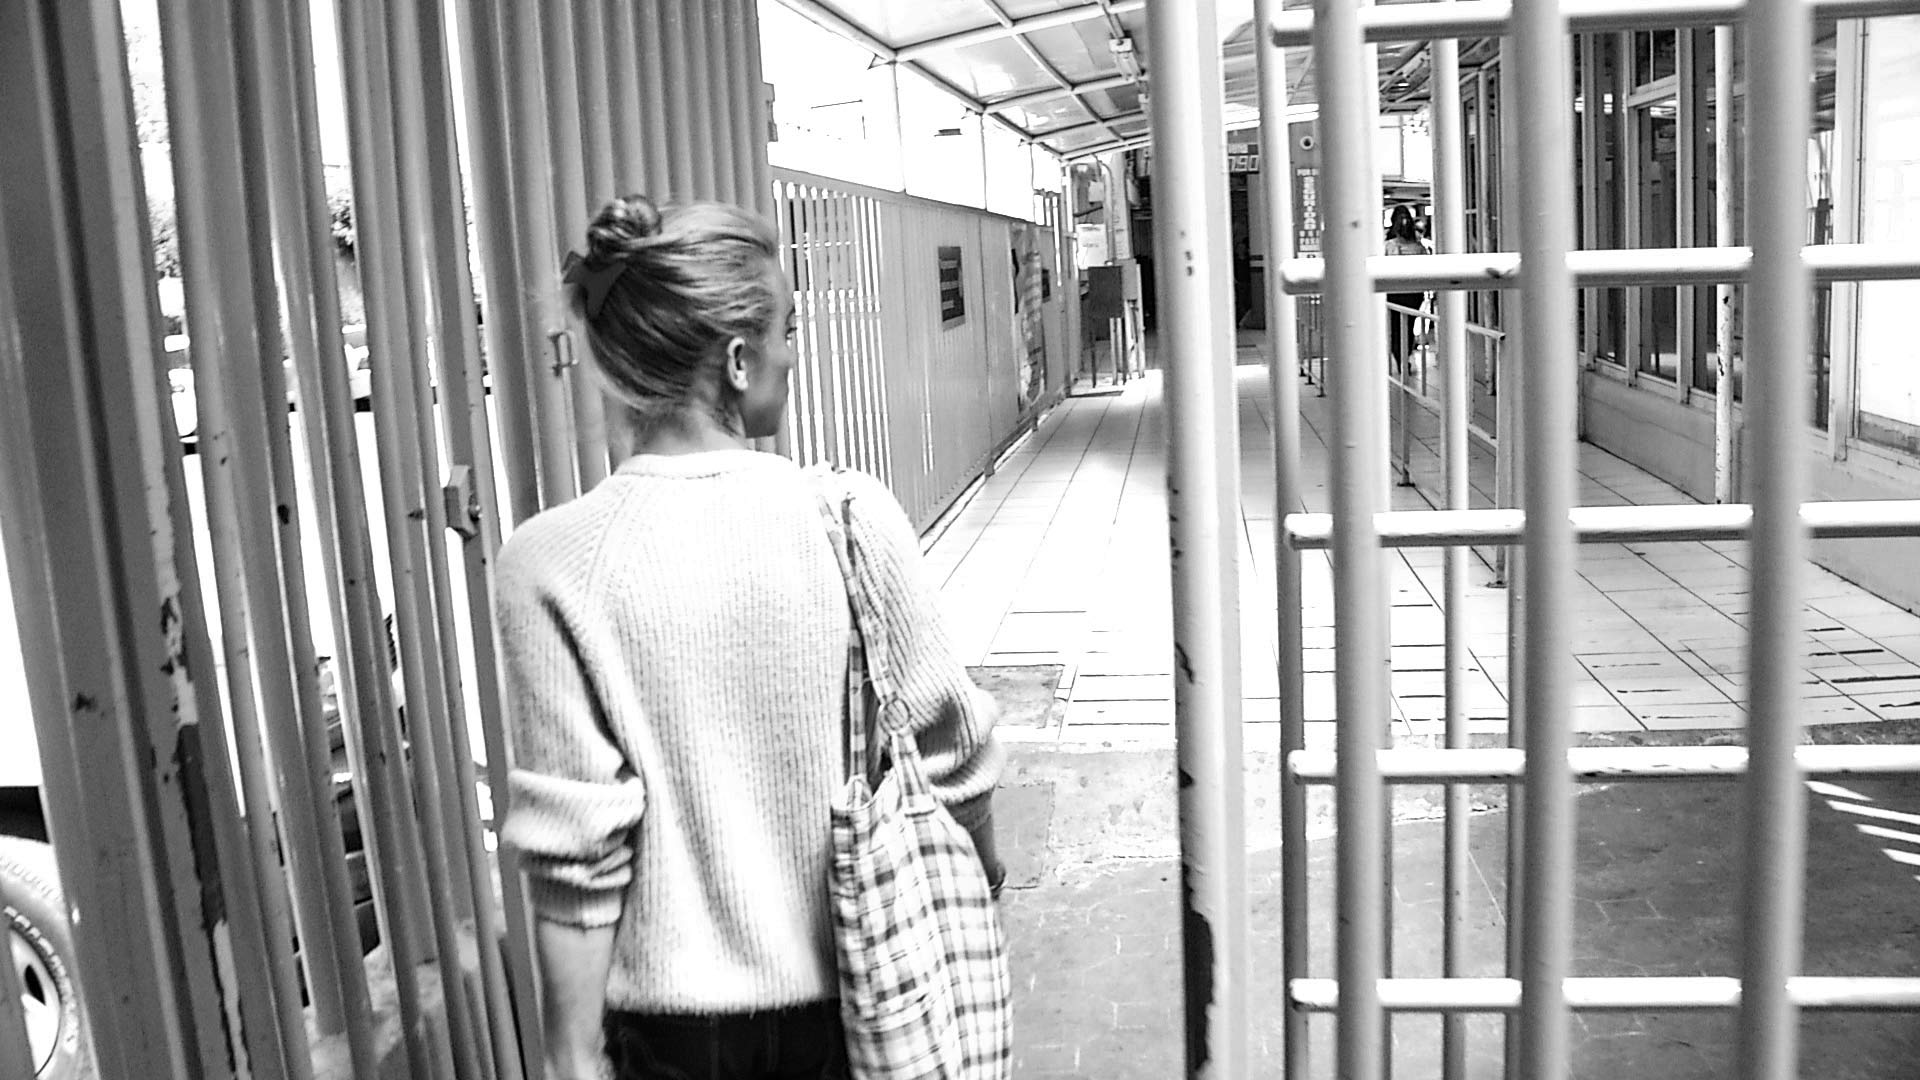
left=1252, top=4, right=1311, bottom=1077
left=0, top=4, right=277, bottom=1073
left=1290, top=744, right=1920, bottom=780
left=395, top=0, right=528, bottom=1073
left=1256, top=3, right=1920, bottom=1076
left=1430, top=18, right=1473, bottom=1079
left=1144, top=2, right=1251, bottom=1074
left=1284, top=244, right=1920, bottom=288
left=1741, top=0, right=1816, bottom=1073
left=241, top=0, right=390, bottom=1068
left=340, top=2, right=489, bottom=1075
left=1284, top=500, right=1920, bottom=547
left=1301, top=0, right=1394, bottom=1077
left=1269, top=0, right=1920, bottom=41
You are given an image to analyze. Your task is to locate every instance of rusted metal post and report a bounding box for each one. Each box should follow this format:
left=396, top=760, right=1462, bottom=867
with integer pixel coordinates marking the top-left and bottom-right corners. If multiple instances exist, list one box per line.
left=1145, top=1, right=1250, bottom=1076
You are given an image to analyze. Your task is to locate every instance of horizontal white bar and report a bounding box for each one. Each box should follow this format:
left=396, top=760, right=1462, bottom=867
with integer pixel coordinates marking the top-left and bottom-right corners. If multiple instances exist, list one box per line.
left=1269, top=0, right=1920, bottom=46
left=1289, top=976, right=1920, bottom=1012
left=1283, top=500, right=1920, bottom=550
left=1287, top=745, right=1920, bottom=784
left=1279, top=245, right=1920, bottom=294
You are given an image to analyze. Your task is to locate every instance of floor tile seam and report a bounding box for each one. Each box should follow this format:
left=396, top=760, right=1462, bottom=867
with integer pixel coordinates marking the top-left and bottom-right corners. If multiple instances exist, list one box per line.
left=921, top=402, right=1088, bottom=588
left=973, top=390, right=1145, bottom=657
left=930, top=392, right=1114, bottom=592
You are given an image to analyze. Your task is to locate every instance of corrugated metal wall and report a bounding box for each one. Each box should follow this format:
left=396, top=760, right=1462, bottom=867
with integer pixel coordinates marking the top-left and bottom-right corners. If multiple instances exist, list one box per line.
left=775, top=168, right=1071, bottom=531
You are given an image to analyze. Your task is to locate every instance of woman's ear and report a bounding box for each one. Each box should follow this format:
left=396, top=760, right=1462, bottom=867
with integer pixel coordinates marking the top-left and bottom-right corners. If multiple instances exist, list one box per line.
left=724, top=336, right=752, bottom=392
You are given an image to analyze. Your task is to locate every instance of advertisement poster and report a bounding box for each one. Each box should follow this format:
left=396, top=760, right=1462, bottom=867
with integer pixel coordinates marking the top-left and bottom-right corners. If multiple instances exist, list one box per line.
left=1011, top=224, right=1048, bottom=412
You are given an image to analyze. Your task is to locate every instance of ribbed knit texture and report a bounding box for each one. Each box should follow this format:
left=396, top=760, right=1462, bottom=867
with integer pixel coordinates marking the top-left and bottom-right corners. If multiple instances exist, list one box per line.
left=494, top=449, right=1005, bottom=1013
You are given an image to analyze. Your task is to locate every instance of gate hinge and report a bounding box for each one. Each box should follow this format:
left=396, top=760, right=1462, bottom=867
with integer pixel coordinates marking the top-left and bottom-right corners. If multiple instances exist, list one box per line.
left=443, top=465, right=481, bottom=540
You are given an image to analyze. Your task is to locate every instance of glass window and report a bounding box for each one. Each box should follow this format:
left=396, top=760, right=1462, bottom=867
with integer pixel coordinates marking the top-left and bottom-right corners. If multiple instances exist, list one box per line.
left=1634, top=99, right=1679, bottom=381
left=1635, top=30, right=1679, bottom=85
left=1853, top=16, right=1920, bottom=452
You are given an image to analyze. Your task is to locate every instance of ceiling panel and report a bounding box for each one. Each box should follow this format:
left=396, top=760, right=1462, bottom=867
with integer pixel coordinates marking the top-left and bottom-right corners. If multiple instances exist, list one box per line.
left=814, top=0, right=1005, bottom=45
left=1018, top=22, right=1115, bottom=84
left=916, top=40, right=1058, bottom=99
left=1000, top=94, right=1093, bottom=134
left=996, top=0, right=1113, bottom=20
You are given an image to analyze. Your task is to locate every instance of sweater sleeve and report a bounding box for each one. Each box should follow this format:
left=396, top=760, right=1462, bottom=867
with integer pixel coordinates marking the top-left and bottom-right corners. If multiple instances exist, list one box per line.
left=494, top=544, right=648, bottom=929
left=836, top=469, right=1006, bottom=828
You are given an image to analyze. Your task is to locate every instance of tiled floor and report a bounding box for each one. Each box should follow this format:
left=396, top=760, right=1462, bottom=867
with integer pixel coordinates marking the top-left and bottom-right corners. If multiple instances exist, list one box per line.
left=924, top=355, right=1920, bottom=748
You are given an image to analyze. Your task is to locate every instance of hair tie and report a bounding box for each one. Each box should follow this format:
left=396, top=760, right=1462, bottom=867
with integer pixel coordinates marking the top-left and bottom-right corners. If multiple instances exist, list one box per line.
left=563, top=250, right=628, bottom=318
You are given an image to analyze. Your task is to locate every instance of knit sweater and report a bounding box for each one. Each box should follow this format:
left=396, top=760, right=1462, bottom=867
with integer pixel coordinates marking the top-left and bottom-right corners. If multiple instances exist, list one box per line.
left=494, top=449, right=1005, bottom=1013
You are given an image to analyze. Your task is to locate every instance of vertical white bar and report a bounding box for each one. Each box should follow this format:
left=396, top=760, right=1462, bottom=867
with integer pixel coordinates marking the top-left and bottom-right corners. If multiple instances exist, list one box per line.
left=542, top=0, right=609, bottom=488
left=155, top=0, right=326, bottom=1069
left=0, top=2, right=266, bottom=1072
left=337, top=1, right=476, bottom=1074
left=1253, top=6, right=1310, bottom=1076
left=506, top=1, right=581, bottom=508
left=1739, top=0, right=1812, bottom=1075
left=636, top=0, right=677, bottom=196
left=658, top=1, right=696, bottom=195
left=1430, top=19, right=1473, bottom=1080
left=1494, top=49, right=1528, bottom=1076
left=742, top=0, right=775, bottom=217
left=409, top=0, right=532, bottom=1073
left=606, top=0, right=646, bottom=190
left=1513, top=0, right=1578, bottom=1077
left=1144, top=2, right=1249, bottom=1076
left=575, top=0, right=617, bottom=206
left=1311, top=0, right=1388, bottom=1077
left=457, top=0, right=544, bottom=525
left=236, top=0, right=384, bottom=1060
left=1714, top=26, right=1737, bottom=502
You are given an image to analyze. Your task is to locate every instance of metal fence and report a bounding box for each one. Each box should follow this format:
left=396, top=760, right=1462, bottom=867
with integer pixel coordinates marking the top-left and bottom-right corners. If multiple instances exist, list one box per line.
left=0, top=2, right=1062, bottom=1078
left=1154, top=0, right=1920, bottom=1077
left=773, top=169, right=1073, bottom=531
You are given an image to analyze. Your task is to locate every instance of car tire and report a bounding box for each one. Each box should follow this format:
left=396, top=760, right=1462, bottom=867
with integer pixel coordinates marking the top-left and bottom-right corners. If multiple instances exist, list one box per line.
left=0, top=837, right=95, bottom=1079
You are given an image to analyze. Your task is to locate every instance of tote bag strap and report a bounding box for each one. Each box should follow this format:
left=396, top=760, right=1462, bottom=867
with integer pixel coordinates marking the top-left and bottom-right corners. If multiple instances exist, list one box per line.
left=812, top=476, right=880, bottom=787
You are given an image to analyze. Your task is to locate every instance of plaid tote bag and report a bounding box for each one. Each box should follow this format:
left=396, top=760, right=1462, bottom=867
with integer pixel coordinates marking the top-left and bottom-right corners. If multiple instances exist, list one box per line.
left=814, top=478, right=1012, bottom=1080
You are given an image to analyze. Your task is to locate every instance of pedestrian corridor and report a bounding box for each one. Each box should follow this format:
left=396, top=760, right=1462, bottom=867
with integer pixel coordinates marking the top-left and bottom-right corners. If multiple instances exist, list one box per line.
left=922, top=358, right=1920, bottom=748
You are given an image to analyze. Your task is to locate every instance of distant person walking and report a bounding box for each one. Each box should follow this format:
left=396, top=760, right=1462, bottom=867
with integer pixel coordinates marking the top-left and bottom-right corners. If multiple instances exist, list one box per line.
left=1385, top=204, right=1431, bottom=371
left=496, top=195, right=1007, bottom=1080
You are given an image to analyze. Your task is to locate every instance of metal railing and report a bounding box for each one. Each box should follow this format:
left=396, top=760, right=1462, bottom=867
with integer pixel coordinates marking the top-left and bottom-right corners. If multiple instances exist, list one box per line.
left=1155, top=0, right=1920, bottom=1077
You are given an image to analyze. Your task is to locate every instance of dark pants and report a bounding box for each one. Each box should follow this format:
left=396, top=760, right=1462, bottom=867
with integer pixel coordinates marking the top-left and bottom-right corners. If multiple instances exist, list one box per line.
left=1387, top=291, right=1426, bottom=365
left=604, top=1001, right=847, bottom=1080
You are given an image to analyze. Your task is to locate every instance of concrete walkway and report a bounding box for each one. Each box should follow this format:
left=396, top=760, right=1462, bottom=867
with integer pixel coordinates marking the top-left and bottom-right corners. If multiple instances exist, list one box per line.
left=927, top=359, right=1920, bottom=1076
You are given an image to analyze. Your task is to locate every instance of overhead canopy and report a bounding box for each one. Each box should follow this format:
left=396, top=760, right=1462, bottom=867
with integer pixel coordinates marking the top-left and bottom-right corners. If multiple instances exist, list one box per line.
left=773, top=0, right=1470, bottom=162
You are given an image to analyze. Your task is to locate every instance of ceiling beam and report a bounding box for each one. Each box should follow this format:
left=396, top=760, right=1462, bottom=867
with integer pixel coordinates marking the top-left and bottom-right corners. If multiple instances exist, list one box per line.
left=896, top=0, right=1147, bottom=62
left=773, top=0, right=1045, bottom=149
left=974, top=0, right=1130, bottom=142
left=1060, top=133, right=1152, bottom=161
left=777, top=0, right=896, bottom=59
left=1038, top=108, right=1148, bottom=142
left=990, top=71, right=1137, bottom=114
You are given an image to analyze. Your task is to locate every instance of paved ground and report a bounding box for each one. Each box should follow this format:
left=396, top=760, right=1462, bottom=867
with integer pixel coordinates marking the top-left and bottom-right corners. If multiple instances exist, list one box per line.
left=988, top=736, right=1920, bottom=1078
left=928, top=354, right=1920, bottom=1077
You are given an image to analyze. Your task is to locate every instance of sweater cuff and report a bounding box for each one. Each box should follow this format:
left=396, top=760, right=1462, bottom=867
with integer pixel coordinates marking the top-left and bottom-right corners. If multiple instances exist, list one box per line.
left=946, top=791, right=995, bottom=832
left=525, top=876, right=628, bottom=930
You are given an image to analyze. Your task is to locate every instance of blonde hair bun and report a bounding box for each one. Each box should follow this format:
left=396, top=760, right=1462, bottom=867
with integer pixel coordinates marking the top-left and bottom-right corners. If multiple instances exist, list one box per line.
left=586, top=194, right=665, bottom=262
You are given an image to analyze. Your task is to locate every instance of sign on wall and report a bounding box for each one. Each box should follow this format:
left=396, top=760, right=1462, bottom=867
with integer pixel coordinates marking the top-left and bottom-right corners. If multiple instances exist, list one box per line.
left=938, top=245, right=966, bottom=326
left=1294, top=166, right=1322, bottom=255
